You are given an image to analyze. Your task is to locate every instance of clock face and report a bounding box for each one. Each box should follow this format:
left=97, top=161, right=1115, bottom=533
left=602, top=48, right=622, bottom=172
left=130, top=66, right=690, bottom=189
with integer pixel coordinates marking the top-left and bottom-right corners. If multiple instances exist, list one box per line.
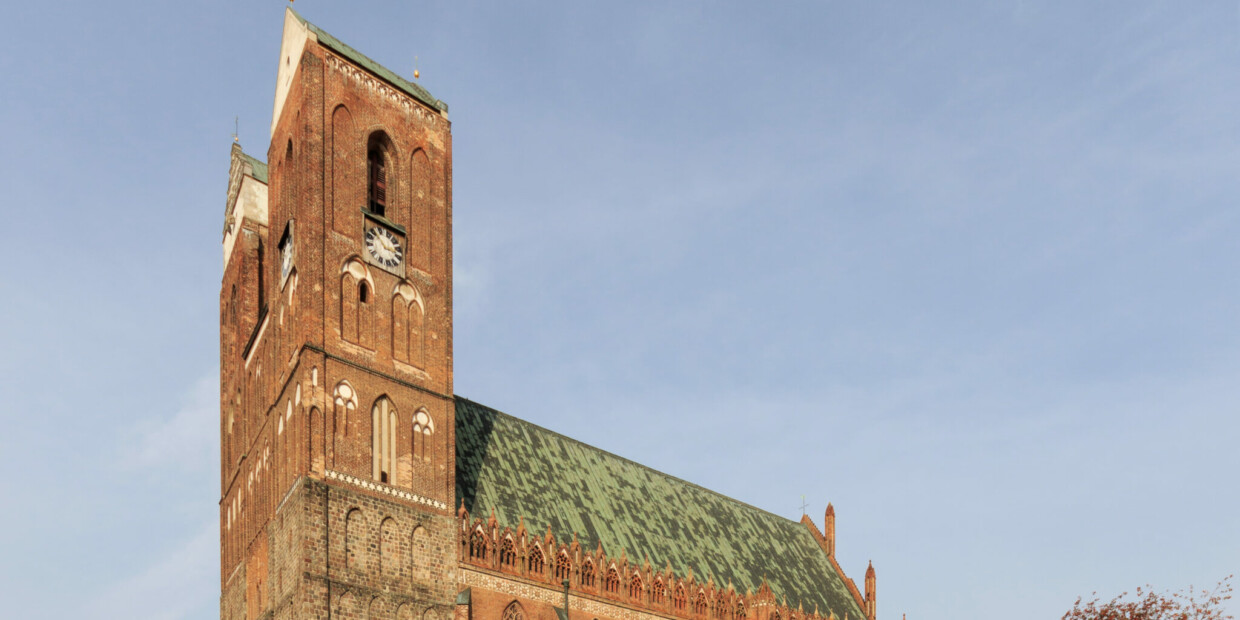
left=365, top=226, right=403, bottom=269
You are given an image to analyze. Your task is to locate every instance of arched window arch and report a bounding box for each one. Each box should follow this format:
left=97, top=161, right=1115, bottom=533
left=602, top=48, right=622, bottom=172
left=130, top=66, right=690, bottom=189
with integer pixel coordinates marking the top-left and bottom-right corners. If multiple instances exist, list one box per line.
left=652, top=579, right=666, bottom=605
left=629, top=573, right=643, bottom=600
left=580, top=559, right=596, bottom=588
left=528, top=544, right=545, bottom=575
left=368, top=133, right=392, bottom=217
left=502, top=602, right=525, bottom=620
left=469, top=527, right=488, bottom=561
left=392, top=281, right=426, bottom=367
left=733, top=601, right=747, bottom=620
left=371, top=397, right=397, bottom=483
left=673, top=585, right=687, bottom=611
left=555, top=552, right=571, bottom=580
left=714, top=594, right=728, bottom=619
left=604, top=566, right=620, bottom=594
left=340, top=258, right=374, bottom=346
left=499, top=536, right=516, bottom=568
left=694, top=590, right=708, bottom=616
left=345, top=508, right=364, bottom=570
left=412, top=408, right=434, bottom=461
left=770, top=611, right=781, bottom=620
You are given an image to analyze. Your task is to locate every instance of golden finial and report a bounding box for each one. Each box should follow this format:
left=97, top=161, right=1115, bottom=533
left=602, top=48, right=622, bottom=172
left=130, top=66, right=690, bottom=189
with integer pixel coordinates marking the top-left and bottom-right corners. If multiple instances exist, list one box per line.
left=414, top=55, right=420, bottom=80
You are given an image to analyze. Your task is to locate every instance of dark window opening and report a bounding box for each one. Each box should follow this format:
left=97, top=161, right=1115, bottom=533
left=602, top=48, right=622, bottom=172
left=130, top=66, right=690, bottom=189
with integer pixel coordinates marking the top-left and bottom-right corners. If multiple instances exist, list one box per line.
left=359, top=282, right=370, bottom=303
left=368, top=147, right=387, bottom=216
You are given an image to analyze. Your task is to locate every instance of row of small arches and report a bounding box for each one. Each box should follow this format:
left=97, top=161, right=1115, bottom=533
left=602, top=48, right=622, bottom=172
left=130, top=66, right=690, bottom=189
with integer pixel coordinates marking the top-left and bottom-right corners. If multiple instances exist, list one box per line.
left=344, top=507, right=435, bottom=583
left=333, top=590, right=443, bottom=620
left=333, top=380, right=436, bottom=484
left=468, top=527, right=748, bottom=619
left=341, top=257, right=427, bottom=368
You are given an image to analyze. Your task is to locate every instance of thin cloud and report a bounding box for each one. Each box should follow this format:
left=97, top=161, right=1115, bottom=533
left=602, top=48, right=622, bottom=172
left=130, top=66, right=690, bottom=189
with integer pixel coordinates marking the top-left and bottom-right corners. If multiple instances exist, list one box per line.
left=86, top=519, right=217, bottom=620
left=122, top=373, right=218, bottom=473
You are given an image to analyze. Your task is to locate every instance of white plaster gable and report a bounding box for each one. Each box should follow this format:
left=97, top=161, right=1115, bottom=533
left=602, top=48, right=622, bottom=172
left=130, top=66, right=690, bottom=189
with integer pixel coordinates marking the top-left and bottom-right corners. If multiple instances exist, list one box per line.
left=223, top=175, right=269, bottom=269
left=272, top=8, right=315, bottom=137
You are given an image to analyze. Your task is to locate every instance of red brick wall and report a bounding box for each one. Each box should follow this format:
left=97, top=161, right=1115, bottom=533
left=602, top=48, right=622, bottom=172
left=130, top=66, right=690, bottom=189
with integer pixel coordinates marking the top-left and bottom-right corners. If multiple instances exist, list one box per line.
left=220, top=28, right=456, bottom=619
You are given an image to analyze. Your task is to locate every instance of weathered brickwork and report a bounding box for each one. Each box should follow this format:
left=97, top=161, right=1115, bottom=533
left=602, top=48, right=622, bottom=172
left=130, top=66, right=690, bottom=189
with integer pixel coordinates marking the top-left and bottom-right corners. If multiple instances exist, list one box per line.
left=221, top=9, right=882, bottom=620
left=221, top=9, right=455, bottom=619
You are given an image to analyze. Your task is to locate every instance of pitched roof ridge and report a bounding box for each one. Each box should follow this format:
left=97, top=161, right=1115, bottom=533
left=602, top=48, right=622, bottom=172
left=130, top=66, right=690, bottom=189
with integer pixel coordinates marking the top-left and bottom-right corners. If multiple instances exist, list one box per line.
left=237, top=149, right=268, bottom=178
left=455, top=395, right=802, bottom=529
left=288, top=8, right=448, bottom=113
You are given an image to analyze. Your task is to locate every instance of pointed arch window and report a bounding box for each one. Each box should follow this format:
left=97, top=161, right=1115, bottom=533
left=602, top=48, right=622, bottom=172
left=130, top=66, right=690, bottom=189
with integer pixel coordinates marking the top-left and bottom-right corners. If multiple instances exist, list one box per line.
left=368, top=139, right=388, bottom=217
left=371, top=397, right=397, bottom=483
left=652, top=579, right=666, bottom=605
left=502, top=602, right=525, bottom=620
left=733, top=601, right=747, bottom=620
left=629, top=573, right=643, bottom=600
left=555, top=552, right=571, bottom=580
left=714, top=594, right=728, bottom=619
left=604, top=566, right=620, bottom=594
left=528, top=545, right=545, bottom=575
left=412, top=408, right=434, bottom=461
left=499, top=536, right=517, bottom=568
left=469, top=527, right=488, bottom=561
left=673, top=585, right=687, bottom=611
left=694, top=591, right=708, bottom=616
left=580, top=560, right=596, bottom=588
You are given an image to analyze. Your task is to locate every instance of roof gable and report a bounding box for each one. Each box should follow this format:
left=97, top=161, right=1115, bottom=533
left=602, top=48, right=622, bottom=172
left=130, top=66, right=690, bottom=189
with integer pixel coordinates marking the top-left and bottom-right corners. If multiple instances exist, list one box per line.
left=455, top=398, right=866, bottom=619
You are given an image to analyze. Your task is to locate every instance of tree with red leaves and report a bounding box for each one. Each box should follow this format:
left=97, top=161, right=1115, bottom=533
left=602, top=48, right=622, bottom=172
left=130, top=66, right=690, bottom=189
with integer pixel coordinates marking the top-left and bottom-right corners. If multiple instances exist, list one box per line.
left=1063, top=576, right=1234, bottom=620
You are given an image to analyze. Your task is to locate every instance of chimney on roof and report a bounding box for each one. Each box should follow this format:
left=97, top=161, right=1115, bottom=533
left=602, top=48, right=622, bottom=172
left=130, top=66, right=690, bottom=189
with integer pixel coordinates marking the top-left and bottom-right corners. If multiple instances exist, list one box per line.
left=824, top=503, right=836, bottom=557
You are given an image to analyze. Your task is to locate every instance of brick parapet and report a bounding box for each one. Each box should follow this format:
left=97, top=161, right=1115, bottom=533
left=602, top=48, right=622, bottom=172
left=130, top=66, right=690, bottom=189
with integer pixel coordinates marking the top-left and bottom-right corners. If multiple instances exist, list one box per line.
left=458, top=509, right=854, bottom=620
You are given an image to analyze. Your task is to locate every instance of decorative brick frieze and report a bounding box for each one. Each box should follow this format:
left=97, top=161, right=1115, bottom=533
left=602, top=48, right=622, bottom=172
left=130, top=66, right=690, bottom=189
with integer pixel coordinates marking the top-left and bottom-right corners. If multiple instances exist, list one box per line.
left=327, top=469, right=449, bottom=510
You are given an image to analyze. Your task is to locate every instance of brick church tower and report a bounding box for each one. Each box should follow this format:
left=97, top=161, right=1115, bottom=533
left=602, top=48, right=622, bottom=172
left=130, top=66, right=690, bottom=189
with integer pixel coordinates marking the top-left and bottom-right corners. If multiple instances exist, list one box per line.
left=221, top=9, right=887, bottom=620
left=220, top=9, right=457, bottom=619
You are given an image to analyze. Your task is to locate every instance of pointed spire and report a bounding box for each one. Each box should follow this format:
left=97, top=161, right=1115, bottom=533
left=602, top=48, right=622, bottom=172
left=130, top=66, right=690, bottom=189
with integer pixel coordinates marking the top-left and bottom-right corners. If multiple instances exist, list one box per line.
left=458, top=497, right=468, bottom=519
left=865, top=561, right=874, bottom=579
left=488, top=507, right=498, bottom=529
left=824, top=503, right=836, bottom=557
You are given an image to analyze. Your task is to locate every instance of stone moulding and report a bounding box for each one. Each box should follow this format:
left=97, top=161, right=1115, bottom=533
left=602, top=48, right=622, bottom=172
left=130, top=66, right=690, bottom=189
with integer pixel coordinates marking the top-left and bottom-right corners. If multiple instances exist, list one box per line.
left=326, top=469, right=449, bottom=510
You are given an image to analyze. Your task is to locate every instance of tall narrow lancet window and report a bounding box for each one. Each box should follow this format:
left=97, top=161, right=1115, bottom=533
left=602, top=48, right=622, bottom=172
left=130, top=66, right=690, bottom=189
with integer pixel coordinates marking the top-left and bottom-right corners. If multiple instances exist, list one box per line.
left=371, top=397, right=397, bottom=483
left=368, top=135, right=389, bottom=217
left=555, top=552, right=571, bottom=580
left=605, top=566, right=620, bottom=593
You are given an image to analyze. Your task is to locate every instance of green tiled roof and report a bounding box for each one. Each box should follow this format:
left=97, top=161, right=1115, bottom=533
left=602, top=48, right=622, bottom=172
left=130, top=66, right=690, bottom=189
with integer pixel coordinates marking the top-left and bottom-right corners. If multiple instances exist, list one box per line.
left=456, top=398, right=866, bottom=619
left=239, top=150, right=268, bottom=183
left=291, top=9, right=448, bottom=114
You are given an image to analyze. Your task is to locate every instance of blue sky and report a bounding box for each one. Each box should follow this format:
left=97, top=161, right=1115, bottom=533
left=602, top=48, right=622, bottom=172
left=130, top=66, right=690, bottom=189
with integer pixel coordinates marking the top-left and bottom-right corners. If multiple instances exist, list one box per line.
left=0, top=1, right=1236, bottom=619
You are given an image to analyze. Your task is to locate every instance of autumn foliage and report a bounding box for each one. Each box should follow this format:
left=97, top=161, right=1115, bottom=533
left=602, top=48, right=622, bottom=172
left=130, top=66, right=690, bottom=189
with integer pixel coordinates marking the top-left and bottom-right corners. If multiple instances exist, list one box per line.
left=1064, top=576, right=1234, bottom=620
